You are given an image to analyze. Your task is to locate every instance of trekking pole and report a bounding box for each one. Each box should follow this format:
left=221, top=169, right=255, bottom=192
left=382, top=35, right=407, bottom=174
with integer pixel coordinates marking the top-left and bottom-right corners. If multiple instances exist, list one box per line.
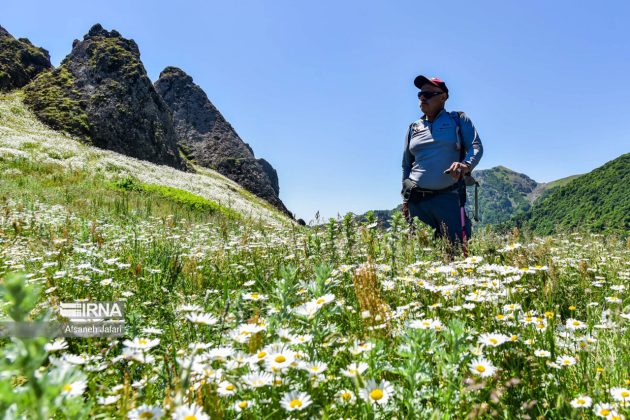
left=460, top=206, right=468, bottom=258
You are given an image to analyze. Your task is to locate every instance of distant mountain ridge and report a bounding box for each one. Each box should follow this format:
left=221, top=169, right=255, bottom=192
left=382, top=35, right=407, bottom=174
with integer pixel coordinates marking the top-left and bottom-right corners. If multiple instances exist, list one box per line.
left=523, top=153, right=629, bottom=234
left=363, top=156, right=628, bottom=235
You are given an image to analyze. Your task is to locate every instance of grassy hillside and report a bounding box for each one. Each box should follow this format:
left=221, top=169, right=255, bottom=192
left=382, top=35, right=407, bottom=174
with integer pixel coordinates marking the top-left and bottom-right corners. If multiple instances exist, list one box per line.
left=525, top=153, right=630, bottom=235
left=0, top=91, right=290, bottom=228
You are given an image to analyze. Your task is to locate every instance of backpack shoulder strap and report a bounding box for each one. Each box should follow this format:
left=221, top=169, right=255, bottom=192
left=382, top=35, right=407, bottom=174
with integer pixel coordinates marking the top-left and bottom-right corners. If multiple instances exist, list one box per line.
left=450, top=111, right=465, bottom=162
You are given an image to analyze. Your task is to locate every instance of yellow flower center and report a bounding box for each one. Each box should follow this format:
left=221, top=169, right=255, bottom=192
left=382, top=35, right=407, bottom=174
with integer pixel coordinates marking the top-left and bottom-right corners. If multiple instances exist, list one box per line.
left=572, top=321, right=580, bottom=326
left=577, top=399, right=585, bottom=405
left=569, top=305, right=576, bottom=310
left=544, top=311, right=554, bottom=318
left=622, top=391, right=630, bottom=398
left=316, top=298, right=325, bottom=305
left=238, top=401, right=248, bottom=409
left=370, top=389, right=384, bottom=400
left=290, top=399, right=302, bottom=408
left=349, top=369, right=357, bottom=375
left=139, top=339, right=148, bottom=345
left=475, top=365, right=486, bottom=373
left=251, top=293, right=259, bottom=299
left=275, top=355, right=286, bottom=363
left=226, top=384, right=235, bottom=391
left=489, top=338, right=498, bottom=345
left=138, top=412, right=154, bottom=419
left=496, top=314, right=504, bottom=320
left=601, top=409, right=610, bottom=416
left=257, top=351, right=267, bottom=359
left=510, top=335, right=518, bottom=341
left=63, top=384, right=72, bottom=392
left=184, top=416, right=197, bottom=420
left=342, top=392, right=352, bottom=400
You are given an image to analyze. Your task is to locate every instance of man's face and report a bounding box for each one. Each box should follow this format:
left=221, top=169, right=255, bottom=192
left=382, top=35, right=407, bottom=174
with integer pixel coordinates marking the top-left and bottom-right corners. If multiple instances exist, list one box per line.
left=419, top=83, right=447, bottom=115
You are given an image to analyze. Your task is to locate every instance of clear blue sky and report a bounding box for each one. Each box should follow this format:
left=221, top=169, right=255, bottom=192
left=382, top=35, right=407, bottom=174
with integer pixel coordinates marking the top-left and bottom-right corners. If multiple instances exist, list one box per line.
left=3, top=0, right=630, bottom=221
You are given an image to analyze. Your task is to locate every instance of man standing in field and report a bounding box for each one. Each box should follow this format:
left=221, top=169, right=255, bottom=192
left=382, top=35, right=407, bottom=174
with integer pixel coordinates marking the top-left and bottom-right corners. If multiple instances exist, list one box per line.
left=401, top=76, right=483, bottom=250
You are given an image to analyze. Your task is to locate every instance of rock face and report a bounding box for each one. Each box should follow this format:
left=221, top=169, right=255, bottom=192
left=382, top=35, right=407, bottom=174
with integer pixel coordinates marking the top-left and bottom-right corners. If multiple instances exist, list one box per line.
left=155, top=66, right=290, bottom=215
left=0, top=25, right=52, bottom=91
left=23, top=24, right=183, bottom=169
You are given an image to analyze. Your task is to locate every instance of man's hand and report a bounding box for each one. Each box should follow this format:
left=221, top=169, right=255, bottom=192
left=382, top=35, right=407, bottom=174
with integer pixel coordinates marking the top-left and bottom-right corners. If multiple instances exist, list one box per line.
left=445, top=162, right=471, bottom=181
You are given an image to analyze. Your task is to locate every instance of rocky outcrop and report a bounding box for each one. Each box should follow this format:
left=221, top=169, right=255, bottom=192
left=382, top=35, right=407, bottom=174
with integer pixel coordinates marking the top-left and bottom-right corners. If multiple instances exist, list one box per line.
left=155, top=66, right=290, bottom=215
left=23, top=24, right=183, bottom=169
left=0, top=25, right=52, bottom=91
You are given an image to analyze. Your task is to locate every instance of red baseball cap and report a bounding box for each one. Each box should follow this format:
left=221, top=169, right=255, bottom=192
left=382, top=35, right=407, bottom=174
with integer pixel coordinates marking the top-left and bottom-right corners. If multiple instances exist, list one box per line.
left=414, top=75, right=448, bottom=93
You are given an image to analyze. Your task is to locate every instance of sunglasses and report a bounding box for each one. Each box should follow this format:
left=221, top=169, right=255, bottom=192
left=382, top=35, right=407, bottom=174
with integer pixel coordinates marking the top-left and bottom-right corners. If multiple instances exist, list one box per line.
left=417, top=91, right=445, bottom=99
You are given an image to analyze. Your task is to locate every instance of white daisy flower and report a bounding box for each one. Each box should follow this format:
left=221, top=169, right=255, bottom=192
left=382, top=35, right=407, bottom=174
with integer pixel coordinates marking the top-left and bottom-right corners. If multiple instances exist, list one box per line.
left=216, top=381, right=237, bottom=396
left=341, top=362, right=369, bottom=378
left=205, top=347, right=234, bottom=362
left=242, top=292, right=267, bottom=301
left=337, top=389, right=356, bottom=404
left=302, top=361, right=328, bottom=376
left=185, top=312, right=218, bottom=326
left=141, top=327, right=163, bottom=335
left=127, top=404, right=163, bottom=419
left=177, top=304, right=203, bottom=313
left=242, top=372, right=273, bottom=388
left=348, top=341, right=375, bottom=355
left=478, top=333, right=510, bottom=347
left=44, top=338, right=68, bottom=352
left=565, top=318, right=587, bottom=331
left=290, top=334, right=313, bottom=345
left=280, top=391, right=312, bottom=411
left=234, top=400, right=253, bottom=412
left=293, top=301, right=320, bottom=318
left=230, top=323, right=266, bottom=343
left=97, top=395, right=120, bottom=405
left=570, top=395, right=592, bottom=408
left=611, top=387, right=630, bottom=402
left=123, top=337, right=160, bottom=350
left=172, top=403, right=209, bottom=420
left=534, top=349, right=551, bottom=358
left=359, top=379, right=393, bottom=405
left=468, top=357, right=497, bottom=378
left=265, top=347, right=296, bottom=372
left=61, top=379, right=87, bottom=397
left=63, top=354, right=90, bottom=365
left=556, top=355, right=576, bottom=367
left=311, top=293, right=335, bottom=307
left=593, top=402, right=614, bottom=418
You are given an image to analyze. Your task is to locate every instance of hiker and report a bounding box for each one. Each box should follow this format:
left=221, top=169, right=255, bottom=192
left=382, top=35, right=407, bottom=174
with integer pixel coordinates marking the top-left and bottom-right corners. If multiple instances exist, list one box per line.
left=401, top=75, right=483, bottom=249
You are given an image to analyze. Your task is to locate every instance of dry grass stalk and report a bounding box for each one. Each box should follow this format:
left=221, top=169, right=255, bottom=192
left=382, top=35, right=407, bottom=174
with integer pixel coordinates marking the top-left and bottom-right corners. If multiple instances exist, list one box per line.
left=352, top=262, right=391, bottom=334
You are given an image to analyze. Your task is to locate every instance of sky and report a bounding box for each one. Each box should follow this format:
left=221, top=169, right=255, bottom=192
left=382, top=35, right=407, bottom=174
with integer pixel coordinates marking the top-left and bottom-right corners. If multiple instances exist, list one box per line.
left=3, top=0, right=630, bottom=221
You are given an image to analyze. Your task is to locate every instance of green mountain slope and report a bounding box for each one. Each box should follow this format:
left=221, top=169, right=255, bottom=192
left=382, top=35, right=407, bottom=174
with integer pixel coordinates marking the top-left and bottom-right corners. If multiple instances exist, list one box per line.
left=524, top=153, right=630, bottom=234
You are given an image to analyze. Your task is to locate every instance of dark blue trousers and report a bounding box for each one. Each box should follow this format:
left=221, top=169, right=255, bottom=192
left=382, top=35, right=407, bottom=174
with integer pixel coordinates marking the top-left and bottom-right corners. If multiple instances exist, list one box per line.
left=408, top=190, right=471, bottom=244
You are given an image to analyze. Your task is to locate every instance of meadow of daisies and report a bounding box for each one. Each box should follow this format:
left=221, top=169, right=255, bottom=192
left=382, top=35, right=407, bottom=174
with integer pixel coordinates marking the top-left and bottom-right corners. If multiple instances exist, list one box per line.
left=1, top=93, right=630, bottom=419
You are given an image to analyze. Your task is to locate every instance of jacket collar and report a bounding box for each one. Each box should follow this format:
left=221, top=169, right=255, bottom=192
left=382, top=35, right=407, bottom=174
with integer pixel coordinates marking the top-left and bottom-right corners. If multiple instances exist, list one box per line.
left=422, top=108, right=447, bottom=122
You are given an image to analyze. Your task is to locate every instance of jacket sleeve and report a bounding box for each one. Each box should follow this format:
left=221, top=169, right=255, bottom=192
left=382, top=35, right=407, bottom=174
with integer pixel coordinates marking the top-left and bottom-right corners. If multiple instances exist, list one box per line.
left=459, top=113, right=483, bottom=170
left=402, top=124, right=414, bottom=180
